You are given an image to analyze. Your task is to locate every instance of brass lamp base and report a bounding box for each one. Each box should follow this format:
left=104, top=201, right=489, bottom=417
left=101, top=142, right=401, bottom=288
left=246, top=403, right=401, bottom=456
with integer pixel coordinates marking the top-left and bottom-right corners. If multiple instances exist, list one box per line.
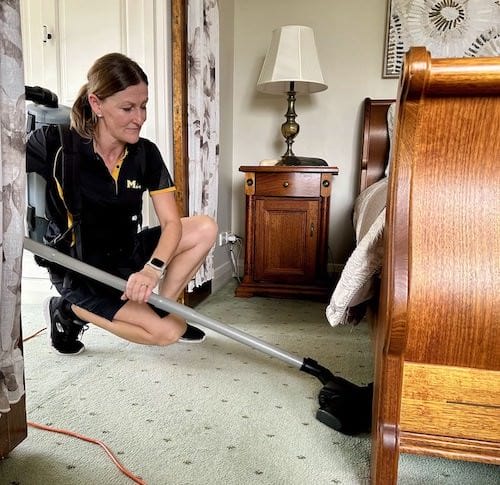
left=277, top=155, right=328, bottom=166
left=278, top=82, right=328, bottom=167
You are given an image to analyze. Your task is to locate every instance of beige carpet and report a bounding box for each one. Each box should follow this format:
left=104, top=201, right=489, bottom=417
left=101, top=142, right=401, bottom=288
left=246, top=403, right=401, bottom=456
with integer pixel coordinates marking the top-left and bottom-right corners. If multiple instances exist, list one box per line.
left=1, top=265, right=498, bottom=484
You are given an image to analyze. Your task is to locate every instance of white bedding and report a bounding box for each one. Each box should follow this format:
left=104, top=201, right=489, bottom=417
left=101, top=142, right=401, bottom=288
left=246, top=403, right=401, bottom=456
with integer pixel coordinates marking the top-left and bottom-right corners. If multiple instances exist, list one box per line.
left=326, top=177, right=387, bottom=326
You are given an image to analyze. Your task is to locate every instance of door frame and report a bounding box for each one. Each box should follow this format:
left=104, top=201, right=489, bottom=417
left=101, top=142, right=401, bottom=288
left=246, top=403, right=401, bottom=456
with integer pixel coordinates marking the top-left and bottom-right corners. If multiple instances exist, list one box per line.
left=171, top=0, right=189, bottom=217
left=170, top=0, right=213, bottom=304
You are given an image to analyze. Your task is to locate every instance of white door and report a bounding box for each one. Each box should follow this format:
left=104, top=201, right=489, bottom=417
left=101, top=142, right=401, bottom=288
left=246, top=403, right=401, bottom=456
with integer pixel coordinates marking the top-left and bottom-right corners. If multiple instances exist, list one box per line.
left=20, top=0, right=171, bottom=223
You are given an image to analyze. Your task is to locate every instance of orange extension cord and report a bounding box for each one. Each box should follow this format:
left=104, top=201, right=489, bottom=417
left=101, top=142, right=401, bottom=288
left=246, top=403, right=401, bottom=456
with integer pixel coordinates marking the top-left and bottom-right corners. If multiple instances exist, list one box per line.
left=24, top=327, right=147, bottom=485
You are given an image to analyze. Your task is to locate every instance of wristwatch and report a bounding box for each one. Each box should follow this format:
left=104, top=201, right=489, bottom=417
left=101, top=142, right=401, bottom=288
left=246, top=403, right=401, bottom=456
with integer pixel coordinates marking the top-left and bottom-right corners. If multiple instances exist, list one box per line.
left=146, top=257, right=166, bottom=276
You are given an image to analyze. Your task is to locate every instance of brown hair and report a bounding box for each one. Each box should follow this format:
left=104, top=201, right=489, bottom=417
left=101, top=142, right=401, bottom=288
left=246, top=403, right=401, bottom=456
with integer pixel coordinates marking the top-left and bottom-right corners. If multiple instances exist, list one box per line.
left=71, top=53, right=148, bottom=139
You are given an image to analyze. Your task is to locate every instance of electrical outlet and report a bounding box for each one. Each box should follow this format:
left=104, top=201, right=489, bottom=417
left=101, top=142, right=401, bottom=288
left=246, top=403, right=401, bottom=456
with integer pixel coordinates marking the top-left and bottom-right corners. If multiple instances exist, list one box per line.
left=219, top=231, right=229, bottom=246
left=219, top=231, right=236, bottom=246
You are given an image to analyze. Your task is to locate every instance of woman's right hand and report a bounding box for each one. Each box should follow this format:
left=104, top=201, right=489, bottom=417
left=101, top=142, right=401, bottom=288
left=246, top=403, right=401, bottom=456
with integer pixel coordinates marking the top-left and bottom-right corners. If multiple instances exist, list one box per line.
left=121, top=267, right=160, bottom=303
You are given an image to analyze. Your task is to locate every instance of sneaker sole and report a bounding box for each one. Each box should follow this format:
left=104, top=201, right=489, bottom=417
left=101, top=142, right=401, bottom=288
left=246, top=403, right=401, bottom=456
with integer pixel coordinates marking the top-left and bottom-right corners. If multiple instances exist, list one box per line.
left=42, top=296, right=52, bottom=329
left=52, top=345, right=86, bottom=356
left=177, top=336, right=206, bottom=344
left=176, top=322, right=207, bottom=344
left=43, top=297, right=85, bottom=356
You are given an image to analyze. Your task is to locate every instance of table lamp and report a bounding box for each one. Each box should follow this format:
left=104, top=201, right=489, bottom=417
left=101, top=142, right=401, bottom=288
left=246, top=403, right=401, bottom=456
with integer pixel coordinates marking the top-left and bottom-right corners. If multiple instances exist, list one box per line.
left=257, top=25, right=328, bottom=166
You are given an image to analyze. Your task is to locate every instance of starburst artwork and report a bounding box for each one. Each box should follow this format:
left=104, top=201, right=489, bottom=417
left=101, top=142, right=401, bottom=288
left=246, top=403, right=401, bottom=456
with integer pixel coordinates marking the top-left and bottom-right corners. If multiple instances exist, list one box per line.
left=383, top=0, right=500, bottom=77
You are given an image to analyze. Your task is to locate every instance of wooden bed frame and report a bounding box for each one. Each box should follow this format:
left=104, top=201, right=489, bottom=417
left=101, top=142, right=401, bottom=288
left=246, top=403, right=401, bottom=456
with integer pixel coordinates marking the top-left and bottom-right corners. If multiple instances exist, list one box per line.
left=358, top=97, right=394, bottom=194
left=361, top=48, right=500, bottom=484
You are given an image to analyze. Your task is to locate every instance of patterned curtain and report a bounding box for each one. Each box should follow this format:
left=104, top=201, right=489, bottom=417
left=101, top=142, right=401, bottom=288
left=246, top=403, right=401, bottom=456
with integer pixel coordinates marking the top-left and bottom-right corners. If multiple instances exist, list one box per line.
left=186, top=0, right=219, bottom=291
left=0, top=0, right=26, bottom=416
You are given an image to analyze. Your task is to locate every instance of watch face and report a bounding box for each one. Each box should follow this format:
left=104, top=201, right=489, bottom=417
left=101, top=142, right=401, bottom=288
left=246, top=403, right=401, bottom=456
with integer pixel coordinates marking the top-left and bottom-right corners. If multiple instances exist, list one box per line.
left=150, top=257, right=165, bottom=268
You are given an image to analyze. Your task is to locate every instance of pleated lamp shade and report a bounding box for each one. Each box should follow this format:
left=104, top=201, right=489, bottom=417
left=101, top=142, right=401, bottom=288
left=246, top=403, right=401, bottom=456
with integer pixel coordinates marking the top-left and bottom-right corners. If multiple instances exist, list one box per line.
left=257, top=25, right=327, bottom=95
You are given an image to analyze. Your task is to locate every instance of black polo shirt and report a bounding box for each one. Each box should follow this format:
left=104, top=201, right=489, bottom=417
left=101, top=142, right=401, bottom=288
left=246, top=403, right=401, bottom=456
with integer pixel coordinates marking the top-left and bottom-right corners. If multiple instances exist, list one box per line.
left=27, top=125, right=175, bottom=273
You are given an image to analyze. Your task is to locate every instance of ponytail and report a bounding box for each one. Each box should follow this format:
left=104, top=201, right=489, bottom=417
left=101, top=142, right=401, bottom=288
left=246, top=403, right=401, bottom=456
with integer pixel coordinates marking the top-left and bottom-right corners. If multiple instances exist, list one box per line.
left=70, top=83, right=96, bottom=139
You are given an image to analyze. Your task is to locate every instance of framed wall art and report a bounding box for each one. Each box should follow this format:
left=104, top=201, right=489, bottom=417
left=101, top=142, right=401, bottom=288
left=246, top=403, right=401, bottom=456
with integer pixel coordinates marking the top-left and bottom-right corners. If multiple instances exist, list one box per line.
left=383, top=0, right=500, bottom=78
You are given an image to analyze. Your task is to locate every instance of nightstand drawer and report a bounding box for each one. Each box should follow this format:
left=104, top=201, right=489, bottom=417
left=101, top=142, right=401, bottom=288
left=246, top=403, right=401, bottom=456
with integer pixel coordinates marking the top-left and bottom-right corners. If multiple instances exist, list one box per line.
left=255, top=172, right=321, bottom=197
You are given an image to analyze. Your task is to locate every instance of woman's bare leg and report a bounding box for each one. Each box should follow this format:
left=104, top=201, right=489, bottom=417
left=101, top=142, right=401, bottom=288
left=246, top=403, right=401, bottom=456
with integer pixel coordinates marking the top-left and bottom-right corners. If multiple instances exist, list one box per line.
left=159, top=215, right=218, bottom=300
left=71, top=214, right=217, bottom=346
left=73, top=302, right=186, bottom=346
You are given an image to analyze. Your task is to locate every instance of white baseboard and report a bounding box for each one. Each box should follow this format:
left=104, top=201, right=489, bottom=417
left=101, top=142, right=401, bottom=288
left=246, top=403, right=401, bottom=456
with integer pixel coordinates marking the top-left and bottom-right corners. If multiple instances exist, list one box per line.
left=212, top=260, right=343, bottom=293
left=23, top=249, right=50, bottom=279
left=212, top=259, right=235, bottom=293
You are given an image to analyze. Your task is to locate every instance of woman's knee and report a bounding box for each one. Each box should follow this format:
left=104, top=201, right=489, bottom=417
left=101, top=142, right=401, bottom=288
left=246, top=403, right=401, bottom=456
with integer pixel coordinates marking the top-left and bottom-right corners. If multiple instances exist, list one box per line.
left=185, top=215, right=218, bottom=245
left=149, top=317, right=186, bottom=346
left=198, top=215, right=218, bottom=242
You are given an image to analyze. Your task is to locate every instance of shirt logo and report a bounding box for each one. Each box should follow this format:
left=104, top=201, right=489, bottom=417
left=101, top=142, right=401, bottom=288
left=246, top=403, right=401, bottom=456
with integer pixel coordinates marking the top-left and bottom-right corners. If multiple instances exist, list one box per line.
left=127, top=179, right=142, bottom=190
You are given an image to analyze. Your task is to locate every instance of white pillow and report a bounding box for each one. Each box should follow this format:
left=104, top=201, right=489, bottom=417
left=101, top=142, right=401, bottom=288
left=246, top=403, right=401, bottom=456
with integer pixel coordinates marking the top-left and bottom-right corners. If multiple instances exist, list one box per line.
left=385, top=102, right=396, bottom=177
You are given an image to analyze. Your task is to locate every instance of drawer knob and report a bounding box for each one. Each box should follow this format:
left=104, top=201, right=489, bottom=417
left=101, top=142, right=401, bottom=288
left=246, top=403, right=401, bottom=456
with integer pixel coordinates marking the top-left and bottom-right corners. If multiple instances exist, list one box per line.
left=246, top=179, right=254, bottom=187
left=283, top=181, right=289, bottom=188
left=322, top=180, right=330, bottom=188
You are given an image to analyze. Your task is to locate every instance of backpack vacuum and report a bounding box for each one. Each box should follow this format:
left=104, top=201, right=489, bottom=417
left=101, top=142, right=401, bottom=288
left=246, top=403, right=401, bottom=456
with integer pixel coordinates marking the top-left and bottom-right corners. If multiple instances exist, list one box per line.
left=24, top=86, right=373, bottom=436
left=26, top=85, right=71, bottom=244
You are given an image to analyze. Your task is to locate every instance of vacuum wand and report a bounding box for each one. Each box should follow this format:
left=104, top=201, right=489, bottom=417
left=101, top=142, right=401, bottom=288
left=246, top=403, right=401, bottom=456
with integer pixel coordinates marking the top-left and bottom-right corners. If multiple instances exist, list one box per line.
left=24, top=238, right=373, bottom=435
left=24, top=238, right=305, bottom=368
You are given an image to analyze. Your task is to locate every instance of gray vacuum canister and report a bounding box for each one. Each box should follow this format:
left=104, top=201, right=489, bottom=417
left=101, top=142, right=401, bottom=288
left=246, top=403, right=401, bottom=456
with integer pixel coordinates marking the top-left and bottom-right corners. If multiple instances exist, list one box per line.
left=26, top=103, right=71, bottom=242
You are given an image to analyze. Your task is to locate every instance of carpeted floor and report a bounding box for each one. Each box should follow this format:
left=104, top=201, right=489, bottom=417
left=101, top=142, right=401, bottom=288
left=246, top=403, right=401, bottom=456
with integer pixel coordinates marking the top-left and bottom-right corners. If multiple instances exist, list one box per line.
left=1, top=261, right=498, bottom=484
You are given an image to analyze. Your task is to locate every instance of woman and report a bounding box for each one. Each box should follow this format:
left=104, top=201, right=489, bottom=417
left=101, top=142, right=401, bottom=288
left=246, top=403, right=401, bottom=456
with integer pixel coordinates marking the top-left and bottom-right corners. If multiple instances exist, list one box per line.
left=27, top=53, right=218, bottom=355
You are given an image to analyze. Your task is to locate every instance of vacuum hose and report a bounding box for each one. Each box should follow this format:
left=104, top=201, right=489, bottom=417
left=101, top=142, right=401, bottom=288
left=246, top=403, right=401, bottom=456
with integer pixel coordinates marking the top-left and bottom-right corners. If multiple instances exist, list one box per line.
left=25, top=85, right=59, bottom=108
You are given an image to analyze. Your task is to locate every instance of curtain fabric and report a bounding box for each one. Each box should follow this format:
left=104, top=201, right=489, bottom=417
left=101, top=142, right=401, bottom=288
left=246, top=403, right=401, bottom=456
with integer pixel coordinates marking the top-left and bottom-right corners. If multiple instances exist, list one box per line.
left=0, top=0, right=26, bottom=416
left=186, top=0, right=219, bottom=291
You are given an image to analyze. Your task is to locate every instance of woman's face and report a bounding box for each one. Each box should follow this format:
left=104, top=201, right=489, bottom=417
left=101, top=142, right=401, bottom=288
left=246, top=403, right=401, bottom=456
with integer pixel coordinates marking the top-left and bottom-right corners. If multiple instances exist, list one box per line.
left=91, top=81, right=148, bottom=145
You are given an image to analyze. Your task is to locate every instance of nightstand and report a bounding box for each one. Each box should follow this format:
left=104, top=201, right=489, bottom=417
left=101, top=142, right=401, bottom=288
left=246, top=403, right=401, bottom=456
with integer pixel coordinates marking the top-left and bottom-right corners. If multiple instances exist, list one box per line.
left=235, top=165, right=339, bottom=301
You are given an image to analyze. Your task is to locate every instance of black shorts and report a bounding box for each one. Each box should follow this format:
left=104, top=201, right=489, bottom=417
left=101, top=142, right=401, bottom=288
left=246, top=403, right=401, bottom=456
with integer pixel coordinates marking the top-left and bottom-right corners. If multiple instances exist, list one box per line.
left=49, top=226, right=168, bottom=321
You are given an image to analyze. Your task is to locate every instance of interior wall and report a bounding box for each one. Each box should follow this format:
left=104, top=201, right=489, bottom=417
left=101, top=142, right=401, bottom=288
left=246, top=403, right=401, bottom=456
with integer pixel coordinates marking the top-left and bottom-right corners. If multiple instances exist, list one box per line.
left=20, top=0, right=170, bottom=229
left=21, top=0, right=169, bottom=161
left=228, top=0, right=399, bottom=265
left=21, top=0, right=400, bottom=291
left=212, top=0, right=235, bottom=289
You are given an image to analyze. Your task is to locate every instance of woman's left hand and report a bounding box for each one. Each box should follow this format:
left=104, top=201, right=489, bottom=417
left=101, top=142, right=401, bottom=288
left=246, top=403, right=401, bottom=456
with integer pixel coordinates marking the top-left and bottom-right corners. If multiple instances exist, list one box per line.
left=121, top=267, right=160, bottom=303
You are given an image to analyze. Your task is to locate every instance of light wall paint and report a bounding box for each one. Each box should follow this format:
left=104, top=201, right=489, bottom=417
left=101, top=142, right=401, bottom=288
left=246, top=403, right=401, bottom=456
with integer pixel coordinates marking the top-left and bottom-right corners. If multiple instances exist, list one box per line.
left=218, top=0, right=399, bottom=273
left=213, top=0, right=236, bottom=290
left=20, top=0, right=400, bottom=291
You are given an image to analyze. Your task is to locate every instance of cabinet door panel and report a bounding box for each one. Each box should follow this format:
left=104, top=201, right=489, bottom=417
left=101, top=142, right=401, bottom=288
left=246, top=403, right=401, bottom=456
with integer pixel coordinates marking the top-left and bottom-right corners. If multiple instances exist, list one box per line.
left=254, top=198, right=319, bottom=283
